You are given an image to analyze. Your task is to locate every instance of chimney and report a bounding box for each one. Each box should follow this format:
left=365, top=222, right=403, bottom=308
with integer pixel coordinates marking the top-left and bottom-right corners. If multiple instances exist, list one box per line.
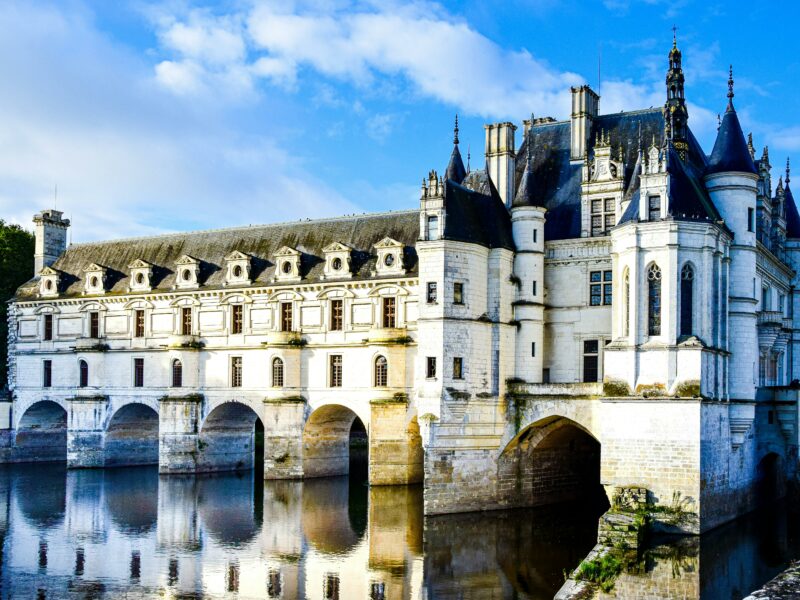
left=570, top=85, right=600, bottom=161
left=484, top=122, right=517, bottom=208
left=33, top=209, right=70, bottom=275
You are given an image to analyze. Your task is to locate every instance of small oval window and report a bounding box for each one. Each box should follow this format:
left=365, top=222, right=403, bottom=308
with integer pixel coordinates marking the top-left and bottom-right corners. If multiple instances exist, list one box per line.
left=233, top=265, right=243, bottom=278
left=45, top=280, right=53, bottom=290
left=182, top=269, right=191, bottom=281
left=282, top=261, right=292, bottom=274
left=332, top=257, right=342, bottom=271
left=90, top=276, right=98, bottom=287
left=135, top=273, right=144, bottom=284
left=384, top=254, right=395, bottom=267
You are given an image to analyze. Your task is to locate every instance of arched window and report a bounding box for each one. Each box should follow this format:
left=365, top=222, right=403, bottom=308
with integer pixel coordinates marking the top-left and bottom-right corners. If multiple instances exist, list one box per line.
left=272, top=358, right=284, bottom=388
left=79, top=360, right=88, bottom=388
left=623, top=269, right=631, bottom=337
left=680, top=264, right=694, bottom=337
left=374, top=355, right=388, bottom=387
left=172, top=359, right=183, bottom=388
left=647, top=264, right=662, bottom=336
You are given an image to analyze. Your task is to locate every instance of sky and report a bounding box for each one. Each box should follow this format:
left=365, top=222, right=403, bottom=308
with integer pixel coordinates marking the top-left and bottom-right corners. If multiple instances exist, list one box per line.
left=1, top=0, right=799, bottom=242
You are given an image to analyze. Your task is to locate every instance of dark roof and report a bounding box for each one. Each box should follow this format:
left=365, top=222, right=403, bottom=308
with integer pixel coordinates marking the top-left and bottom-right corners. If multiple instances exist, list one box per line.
left=443, top=177, right=515, bottom=251
left=15, top=211, right=421, bottom=300
left=707, top=105, right=757, bottom=175
left=444, top=144, right=467, bottom=184
left=514, top=109, right=667, bottom=240
left=785, top=185, right=800, bottom=238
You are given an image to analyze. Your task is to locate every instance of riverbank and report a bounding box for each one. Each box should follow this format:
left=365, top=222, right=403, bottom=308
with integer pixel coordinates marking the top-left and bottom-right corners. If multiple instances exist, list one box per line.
left=744, top=560, right=800, bottom=599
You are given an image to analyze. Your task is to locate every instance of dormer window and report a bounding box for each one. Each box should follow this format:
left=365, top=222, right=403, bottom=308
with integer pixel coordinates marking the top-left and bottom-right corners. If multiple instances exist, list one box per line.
left=373, top=238, right=405, bottom=277
left=274, top=246, right=301, bottom=282
left=128, top=259, right=153, bottom=292
left=83, top=263, right=107, bottom=295
left=39, top=267, right=60, bottom=298
left=648, top=195, right=661, bottom=221
left=322, top=242, right=353, bottom=280
left=224, top=251, right=252, bottom=286
left=175, top=255, right=200, bottom=290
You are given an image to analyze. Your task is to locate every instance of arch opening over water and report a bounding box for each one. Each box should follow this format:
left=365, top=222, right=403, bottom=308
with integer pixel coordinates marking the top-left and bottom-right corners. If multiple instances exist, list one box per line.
left=755, top=452, right=785, bottom=508
left=498, top=416, right=606, bottom=509
left=15, top=401, right=67, bottom=462
left=198, top=402, right=264, bottom=473
left=303, top=404, right=368, bottom=480
left=105, top=403, right=159, bottom=467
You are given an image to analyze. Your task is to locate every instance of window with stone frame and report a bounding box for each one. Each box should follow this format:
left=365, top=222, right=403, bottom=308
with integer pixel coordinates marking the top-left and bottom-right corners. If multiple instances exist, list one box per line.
left=426, top=215, right=439, bottom=240
left=648, top=195, right=661, bottom=221
left=134, top=310, right=145, bottom=338
left=370, top=582, right=386, bottom=600
left=280, top=302, right=293, bottom=332
left=89, top=311, right=100, bottom=338
left=648, top=264, right=662, bottom=336
left=426, top=356, right=437, bottom=379
left=43, top=314, right=53, bottom=341
left=330, top=299, right=344, bottom=331
left=79, top=360, right=88, bottom=388
left=374, top=355, right=388, bottom=387
left=590, top=197, right=615, bottom=236
left=231, top=356, right=243, bottom=388
left=453, top=356, right=463, bottom=379
left=382, top=297, right=396, bottom=328
left=133, top=358, right=144, bottom=387
left=324, top=573, right=340, bottom=600
left=181, top=307, right=192, bottom=336
left=172, top=359, right=183, bottom=388
left=680, top=264, right=694, bottom=337
left=43, top=360, right=52, bottom=388
left=426, top=282, right=438, bottom=304
left=623, top=270, right=631, bottom=337
left=453, top=282, right=464, bottom=304
left=329, top=355, right=343, bottom=387
left=589, top=270, right=612, bottom=306
left=267, top=570, right=282, bottom=599
left=272, top=357, right=284, bottom=387
left=583, top=340, right=600, bottom=382
left=231, top=304, right=243, bottom=335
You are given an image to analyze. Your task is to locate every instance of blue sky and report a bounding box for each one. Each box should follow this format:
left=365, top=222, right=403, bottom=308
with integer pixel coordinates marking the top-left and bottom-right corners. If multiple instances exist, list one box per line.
left=1, top=0, right=798, bottom=242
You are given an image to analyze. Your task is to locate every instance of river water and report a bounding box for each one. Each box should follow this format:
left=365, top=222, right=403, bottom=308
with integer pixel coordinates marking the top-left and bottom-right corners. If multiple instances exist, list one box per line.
left=0, top=462, right=798, bottom=599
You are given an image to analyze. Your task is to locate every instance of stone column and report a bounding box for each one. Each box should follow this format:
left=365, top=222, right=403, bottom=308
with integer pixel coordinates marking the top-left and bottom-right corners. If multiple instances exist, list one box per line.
left=369, top=399, right=423, bottom=485
left=159, top=394, right=202, bottom=474
left=262, top=397, right=306, bottom=480
left=67, top=395, right=108, bottom=468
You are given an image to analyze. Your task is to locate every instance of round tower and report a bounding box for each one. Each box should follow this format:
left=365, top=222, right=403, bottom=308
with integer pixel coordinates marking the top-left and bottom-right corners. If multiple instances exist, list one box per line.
left=511, top=121, right=546, bottom=382
left=704, top=67, right=759, bottom=401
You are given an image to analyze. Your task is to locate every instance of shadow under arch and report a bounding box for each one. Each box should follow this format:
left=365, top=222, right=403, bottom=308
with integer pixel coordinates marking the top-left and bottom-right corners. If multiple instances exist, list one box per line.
left=15, top=400, right=67, bottom=462
left=497, top=415, right=607, bottom=509
left=103, top=466, right=158, bottom=536
left=198, top=401, right=263, bottom=473
left=105, top=403, right=159, bottom=467
left=303, top=404, right=367, bottom=479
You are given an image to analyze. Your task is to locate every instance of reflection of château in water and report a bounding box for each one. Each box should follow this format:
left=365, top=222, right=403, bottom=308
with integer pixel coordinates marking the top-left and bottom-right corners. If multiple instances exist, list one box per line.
left=1, top=465, right=799, bottom=599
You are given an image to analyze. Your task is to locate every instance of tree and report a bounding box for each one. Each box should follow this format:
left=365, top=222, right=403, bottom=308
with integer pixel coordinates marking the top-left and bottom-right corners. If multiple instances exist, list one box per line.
left=0, top=221, right=34, bottom=390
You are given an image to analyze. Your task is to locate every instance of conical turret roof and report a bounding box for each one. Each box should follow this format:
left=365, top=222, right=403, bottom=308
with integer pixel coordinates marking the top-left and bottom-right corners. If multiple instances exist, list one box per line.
left=707, top=67, right=757, bottom=175
left=444, top=115, right=467, bottom=184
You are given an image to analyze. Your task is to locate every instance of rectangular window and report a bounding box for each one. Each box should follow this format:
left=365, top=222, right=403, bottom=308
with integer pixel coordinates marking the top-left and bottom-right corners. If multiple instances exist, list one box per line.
left=134, top=310, right=145, bottom=338
left=181, top=307, right=192, bottom=336
left=329, top=355, right=343, bottom=387
left=426, top=282, right=438, bottom=304
left=280, top=302, right=293, bottom=332
left=533, top=229, right=538, bottom=243
left=231, top=356, right=243, bottom=387
left=779, top=294, right=786, bottom=316
left=89, top=311, right=100, bottom=338
left=762, top=287, right=770, bottom=310
left=542, top=368, right=551, bottom=383
left=531, top=342, right=536, bottom=357
left=43, top=360, right=52, bottom=388
left=589, top=270, right=613, bottom=306
left=382, top=297, right=396, bottom=328
left=453, top=282, right=464, bottom=304
left=426, top=357, right=437, bottom=379
left=331, top=299, right=343, bottom=331
left=453, top=357, right=463, bottom=379
left=590, top=197, right=615, bottom=236
left=267, top=570, right=282, bottom=599
left=426, top=215, right=439, bottom=240
left=231, top=305, right=243, bottom=335
left=43, top=314, right=53, bottom=341
left=532, top=281, right=537, bottom=296
left=133, top=358, right=144, bottom=387
left=370, top=582, right=386, bottom=600
left=583, top=340, right=599, bottom=383
left=324, top=573, right=340, bottom=600
left=648, top=195, right=661, bottom=221
left=748, top=207, right=755, bottom=232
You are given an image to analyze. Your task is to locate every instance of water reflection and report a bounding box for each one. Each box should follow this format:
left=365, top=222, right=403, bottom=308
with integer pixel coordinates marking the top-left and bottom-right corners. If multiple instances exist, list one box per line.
left=0, top=463, right=798, bottom=599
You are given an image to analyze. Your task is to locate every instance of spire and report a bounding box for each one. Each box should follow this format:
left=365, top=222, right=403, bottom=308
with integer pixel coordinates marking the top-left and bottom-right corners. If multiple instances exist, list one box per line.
left=466, top=144, right=471, bottom=173
left=512, top=113, right=537, bottom=207
left=444, top=114, right=467, bottom=184
left=664, top=33, right=688, bottom=157
left=747, top=132, right=755, bottom=160
left=787, top=157, right=791, bottom=187
left=727, top=65, right=735, bottom=110
left=707, top=64, right=756, bottom=175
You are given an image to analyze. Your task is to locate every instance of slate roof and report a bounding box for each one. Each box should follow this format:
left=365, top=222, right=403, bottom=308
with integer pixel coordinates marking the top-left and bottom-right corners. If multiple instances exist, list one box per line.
left=785, top=185, right=800, bottom=238
left=15, top=211, right=421, bottom=300
left=444, top=176, right=515, bottom=251
left=444, top=144, right=467, bottom=184
left=707, top=104, right=757, bottom=175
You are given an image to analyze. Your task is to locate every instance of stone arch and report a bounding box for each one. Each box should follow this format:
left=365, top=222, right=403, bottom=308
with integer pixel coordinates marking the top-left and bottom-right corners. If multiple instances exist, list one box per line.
left=15, top=400, right=68, bottom=462
left=303, top=404, right=368, bottom=478
left=497, top=415, right=605, bottom=509
left=105, top=402, right=160, bottom=467
left=754, top=451, right=785, bottom=507
left=198, top=401, right=263, bottom=473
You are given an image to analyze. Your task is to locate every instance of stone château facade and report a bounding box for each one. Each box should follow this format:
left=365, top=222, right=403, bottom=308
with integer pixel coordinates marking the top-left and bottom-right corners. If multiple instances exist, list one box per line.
left=4, top=39, right=799, bottom=533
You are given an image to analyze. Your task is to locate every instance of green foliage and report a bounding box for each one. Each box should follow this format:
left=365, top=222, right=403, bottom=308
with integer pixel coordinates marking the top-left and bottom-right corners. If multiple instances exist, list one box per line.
left=0, top=221, right=35, bottom=389
left=575, top=552, right=623, bottom=593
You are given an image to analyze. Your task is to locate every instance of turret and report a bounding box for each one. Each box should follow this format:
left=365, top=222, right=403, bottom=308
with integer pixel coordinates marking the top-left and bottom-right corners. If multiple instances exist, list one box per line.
left=664, top=33, right=689, bottom=159
left=484, top=122, right=516, bottom=208
left=510, top=118, right=546, bottom=382
left=33, top=209, right=70, bottom=276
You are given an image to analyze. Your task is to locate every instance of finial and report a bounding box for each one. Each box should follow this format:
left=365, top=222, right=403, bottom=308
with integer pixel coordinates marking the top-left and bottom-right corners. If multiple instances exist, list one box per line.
left=747, top=133, right=755, bottom=158
left=527, top=113, right=534, bottom=169
left=637, top=121, right=642, bottom=155
left=787, top=157, right=791, bottom=186
left=717, top=113, right=721, bottom=129
left=467, top=143, right=471, bottom=173
left=453, top=114, right=459, bottom=145
left=727, top=65, right=734, bottom=105
left=672, top=25, right=677, bottom=48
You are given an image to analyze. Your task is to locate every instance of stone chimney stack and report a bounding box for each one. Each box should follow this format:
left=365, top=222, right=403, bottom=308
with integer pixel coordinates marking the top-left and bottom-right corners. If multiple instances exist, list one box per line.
left=570, top=85, right=600, bottom=161
left=484, top=122, right=517, bottom=208
left=33, top=209, right=70, bottom=275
